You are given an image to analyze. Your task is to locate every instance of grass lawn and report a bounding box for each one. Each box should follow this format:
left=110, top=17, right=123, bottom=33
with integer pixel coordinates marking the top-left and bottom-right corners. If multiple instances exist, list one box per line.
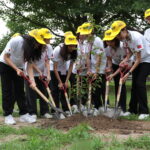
left=0, top=80, right=150, bottom=149
left=0, top=124, right=150, bottom=150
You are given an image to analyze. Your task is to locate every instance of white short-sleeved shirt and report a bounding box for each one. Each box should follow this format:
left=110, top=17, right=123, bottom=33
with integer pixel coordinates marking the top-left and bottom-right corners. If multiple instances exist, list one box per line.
left=90, top=36, right=106, bottom=74
left=33, top=44, right=53, bottom=76
left=72, top=40, right=89, bottom=75
left=0, top=36, right=24, bottom=68
left=50, top=44, right=74, bottom=75
left=105, top=42, right=127, bottom=65
left=123, top=30, right=150, bottom=63
left=144, top=28, right=150, bottom=47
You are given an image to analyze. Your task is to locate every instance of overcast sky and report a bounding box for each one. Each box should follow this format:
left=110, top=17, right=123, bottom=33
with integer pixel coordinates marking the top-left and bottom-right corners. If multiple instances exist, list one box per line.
left=0, top=19, right=10, bottom=39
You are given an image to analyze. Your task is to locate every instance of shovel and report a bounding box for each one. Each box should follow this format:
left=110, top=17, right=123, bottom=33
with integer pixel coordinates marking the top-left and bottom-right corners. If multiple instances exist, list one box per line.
left=39, top=76, right=56, bottom=107
left=63, top=85, right=73, bottom=116
left=21, top=73, right=67, bottom=119
left=113, top=64, right=130, bottom=118
left=83, top=78, right=92, bottom=117
left=104, top=80, right=110, bottom=112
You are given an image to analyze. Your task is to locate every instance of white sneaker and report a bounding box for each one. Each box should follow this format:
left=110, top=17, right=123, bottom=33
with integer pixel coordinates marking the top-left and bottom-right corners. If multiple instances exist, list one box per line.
left=59, top=113, right=66, bottom=119
left=72, top=105, right=79, bottom=114
left=138, top=114, right=149, bottom=120
left=65, top=111, right=71, bottom=117
left=4, top=115, right=16, bottom=125
left=93, top=108, right=99, bottom=116
left=30, top=114, right=37, bottom=119
left=43, top=113, right=53, bottom=119
left=81, top=105, right=86, bottom=112
left=20, top=113, right=36, bottom=123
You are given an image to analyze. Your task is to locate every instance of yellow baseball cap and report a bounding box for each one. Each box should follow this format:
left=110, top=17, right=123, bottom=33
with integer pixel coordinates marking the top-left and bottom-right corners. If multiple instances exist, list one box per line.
left=64, top=31, right=73, bottom=37
left=76, top=26, right=82, bottom=33
left=64, top=35, right=78, bottom=45
left=80, top=22, right=93, bottom=35
left=29, top=29, right=46, bottom=45
left=39, top=28, right=53, bottom=39
left=144, top=9, right=150, bottom=18
left=111, top=20, right=126, bottom=37
left=103, top=29, right=116, bottom=41
left=11, top=33, right=21, bottom=38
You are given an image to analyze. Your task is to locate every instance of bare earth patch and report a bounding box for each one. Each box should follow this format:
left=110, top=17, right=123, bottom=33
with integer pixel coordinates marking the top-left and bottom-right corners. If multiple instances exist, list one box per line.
left=1, top=114, right=150, bottom=140
left=0, top=134, right=27, bottom=144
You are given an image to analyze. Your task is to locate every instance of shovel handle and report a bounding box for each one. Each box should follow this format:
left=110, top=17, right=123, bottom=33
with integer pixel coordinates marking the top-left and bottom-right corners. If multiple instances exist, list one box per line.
left=63, top=85, right=72, bottom=115
left=104, top=80, right=109, bottom=111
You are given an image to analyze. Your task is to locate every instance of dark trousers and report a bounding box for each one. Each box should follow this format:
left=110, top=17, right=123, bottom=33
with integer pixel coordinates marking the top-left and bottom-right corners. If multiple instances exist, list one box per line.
left=92, top=74, right=107, bottom=109
left=50, top=71, right=69, bottom=111
left=0, top=62, right=28, bottom=116
left=69, top=73, right=77, bottom=106
left=25, top=77, right=49, bottom=115
left=129, top=63, right=150, bottom=114
left=113, top=64, right=127, bottom=112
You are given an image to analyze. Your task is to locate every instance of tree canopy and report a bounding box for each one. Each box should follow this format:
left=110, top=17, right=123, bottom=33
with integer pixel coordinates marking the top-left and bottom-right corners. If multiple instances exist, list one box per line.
left=0, top=0, right=149, bottom=50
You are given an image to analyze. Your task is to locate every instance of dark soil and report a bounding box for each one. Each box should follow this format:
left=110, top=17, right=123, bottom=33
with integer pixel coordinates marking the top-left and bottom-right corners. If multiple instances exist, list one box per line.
left=41, top=114, right=150, bottom=135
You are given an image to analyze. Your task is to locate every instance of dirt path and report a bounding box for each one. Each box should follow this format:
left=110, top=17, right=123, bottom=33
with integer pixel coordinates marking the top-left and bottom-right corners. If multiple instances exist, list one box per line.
left=1, top=114, right=150, bottom=139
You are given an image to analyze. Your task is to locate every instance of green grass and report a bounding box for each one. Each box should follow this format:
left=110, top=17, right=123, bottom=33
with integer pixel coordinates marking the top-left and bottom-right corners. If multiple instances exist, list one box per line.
left=0, top=81, right=150, bottom=149
left=0, top=124, right=150, bottom=150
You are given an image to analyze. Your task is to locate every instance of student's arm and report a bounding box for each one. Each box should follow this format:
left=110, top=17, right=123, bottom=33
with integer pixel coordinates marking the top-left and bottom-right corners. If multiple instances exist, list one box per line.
left=53, top=62, right=63, bottom=89
left=119, top=48, right=133, bottom=65
left=122, top=51, right=141, bottom=82
left=45, top=59, right=51, bottom=83
left=65, top=61, right=74, bottom=88
left=26, top=63, right=36, bottom=88
left=4, top=53, right=23, bottom=76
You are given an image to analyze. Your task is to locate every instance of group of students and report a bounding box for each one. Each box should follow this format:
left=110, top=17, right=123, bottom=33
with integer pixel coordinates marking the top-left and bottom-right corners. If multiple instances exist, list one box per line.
left=1, top=8, right=150, bottom=125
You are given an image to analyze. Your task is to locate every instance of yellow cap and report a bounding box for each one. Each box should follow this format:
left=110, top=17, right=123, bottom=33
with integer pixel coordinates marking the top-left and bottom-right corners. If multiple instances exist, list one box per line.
left=80, top=22, right=93, bottom=35
left=64, top=31, right=73, bottom=37
left=11, top=33, right=21, bottom=38
left=144, top=9, right=150, bottom=18
left=76, top=26, right=82, bottom=33
left=111, top=20, right=126, bottom=37
left=64, top=35, right=78, bottom=45
left=29, top=29, right=46, bottom=45
left=39, top=28, right=53, bottom=39
left=103, top=29, right=116, bottom=41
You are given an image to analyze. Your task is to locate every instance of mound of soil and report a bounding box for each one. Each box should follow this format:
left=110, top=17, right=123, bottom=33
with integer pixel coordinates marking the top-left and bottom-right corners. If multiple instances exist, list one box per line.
left=41, top=114, right=150, bottom=134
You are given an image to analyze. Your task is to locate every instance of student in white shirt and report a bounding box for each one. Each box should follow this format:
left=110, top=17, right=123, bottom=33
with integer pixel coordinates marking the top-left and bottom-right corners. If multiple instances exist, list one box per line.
left=103, top=29, right=131, bottom=116
left=25, top=28, right=53, bottom=120
left=0, top=29, right=47, bottom=125
left=111, top=20, right=150, bottom=119
left=80, top=23, right=107, bottom=114
left=50, top=35, right=77, bottom=115
left=144, top=9, right=150, bottom=47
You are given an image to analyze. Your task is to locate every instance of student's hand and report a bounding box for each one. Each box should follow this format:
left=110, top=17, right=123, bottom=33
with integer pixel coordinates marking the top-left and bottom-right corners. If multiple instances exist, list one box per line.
left=64, top=81, right=69, bottom=89
left=46, top=75, right=51, bottom=84
left=58, top=82, right=64, bottom=90
left=16, top=68, right=23, bottom=76
left=92, top=73, right=98, bottom=80
left=105, top=67, right=112, bottom=74
left=87, top=71, right=92, bottom=77
left=30, top=80, right=36, bottom=89
left=106, top=74, right=114, bottom=81
left=121, top=73, right=129, bottom=83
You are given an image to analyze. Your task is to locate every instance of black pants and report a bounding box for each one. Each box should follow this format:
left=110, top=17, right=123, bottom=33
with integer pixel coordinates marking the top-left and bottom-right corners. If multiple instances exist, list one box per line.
left=113, top=64, right=127, bottom=112
left=0, top=62, right=28, bottom=116
left=50, top=71, right=69, bottom=111
left=69, top=73, right=77, bottom=106
left=129, top=63, right=150, bottom=114
left=92, top=74, right=107, bottom=109
left=25, top=77, right=49, bottom=115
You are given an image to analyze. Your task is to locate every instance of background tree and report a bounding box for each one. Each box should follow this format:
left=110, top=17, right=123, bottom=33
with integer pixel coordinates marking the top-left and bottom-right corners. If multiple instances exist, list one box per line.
left=0, top=0, right=149, bottom=50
